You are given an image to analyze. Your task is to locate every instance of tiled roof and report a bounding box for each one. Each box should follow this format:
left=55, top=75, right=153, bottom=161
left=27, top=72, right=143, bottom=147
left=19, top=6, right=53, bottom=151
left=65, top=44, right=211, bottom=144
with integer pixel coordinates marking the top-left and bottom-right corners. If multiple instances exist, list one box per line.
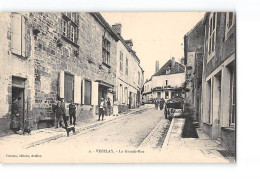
left=153, top=60, right=185, bottom=76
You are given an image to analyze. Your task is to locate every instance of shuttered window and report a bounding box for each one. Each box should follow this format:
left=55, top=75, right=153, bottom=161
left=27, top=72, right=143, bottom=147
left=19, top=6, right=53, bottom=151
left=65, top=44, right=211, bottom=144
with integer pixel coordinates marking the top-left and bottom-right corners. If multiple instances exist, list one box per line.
left=64, top=73, right=74, bottom=103
left=11, top=13, right=26, bottom=57
left=84, top=80, right=92, bottom=105
left=74, top=75, right=81, bottom=104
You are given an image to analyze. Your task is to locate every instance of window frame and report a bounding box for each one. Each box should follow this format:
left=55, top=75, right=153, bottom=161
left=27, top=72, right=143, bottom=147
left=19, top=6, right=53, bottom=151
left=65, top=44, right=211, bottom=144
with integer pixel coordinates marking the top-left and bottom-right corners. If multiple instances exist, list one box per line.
left=84, top=79, right=92, bottom=105
left=64, top=72, right=74, bottom=103
left=207, top=12, right=217, bottom=62
left=120, top=51, right=123, bottom=72
left=102, top=37, right=111, bottom=65
left=225, top=12, right=235, bottom=41
left=61, top=12, right=79, bottom=45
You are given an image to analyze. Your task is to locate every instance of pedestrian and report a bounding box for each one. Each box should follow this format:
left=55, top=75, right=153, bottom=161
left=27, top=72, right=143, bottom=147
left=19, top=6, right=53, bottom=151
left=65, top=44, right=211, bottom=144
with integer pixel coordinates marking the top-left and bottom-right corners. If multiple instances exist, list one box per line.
left=69, top=100, right=76, bottom=126
left=155, top=98, right=159, bottom=110
left=98, top=98, right=106, bottom=121
left=106, top=97, right=111, bottom=116
left=10, top=98, right=21, bottom=133
left=55, top=100, right=65, bottom=128
left=60, top=98, right=68, bottom=127
left=160, top=98, right=165, bottom=110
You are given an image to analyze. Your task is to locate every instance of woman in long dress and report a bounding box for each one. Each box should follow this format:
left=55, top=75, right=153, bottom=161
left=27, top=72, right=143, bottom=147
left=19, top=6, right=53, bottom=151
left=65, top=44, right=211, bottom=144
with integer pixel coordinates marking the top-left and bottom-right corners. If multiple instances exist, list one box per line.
left=10, top=98, right=21, bottom=133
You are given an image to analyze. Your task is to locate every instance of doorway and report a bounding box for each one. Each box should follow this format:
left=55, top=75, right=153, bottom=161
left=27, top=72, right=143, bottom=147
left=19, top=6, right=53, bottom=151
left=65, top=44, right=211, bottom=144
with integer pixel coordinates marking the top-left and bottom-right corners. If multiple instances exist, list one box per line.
left=12, top=87, right=24, bottom=129
left=12, top=76, right=26, bottom=129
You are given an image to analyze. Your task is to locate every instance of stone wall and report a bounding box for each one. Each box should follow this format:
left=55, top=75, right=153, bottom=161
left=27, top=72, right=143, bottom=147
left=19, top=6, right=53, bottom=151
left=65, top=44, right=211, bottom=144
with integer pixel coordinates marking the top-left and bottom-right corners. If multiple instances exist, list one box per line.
left=0, top=12, right=117, bottom=136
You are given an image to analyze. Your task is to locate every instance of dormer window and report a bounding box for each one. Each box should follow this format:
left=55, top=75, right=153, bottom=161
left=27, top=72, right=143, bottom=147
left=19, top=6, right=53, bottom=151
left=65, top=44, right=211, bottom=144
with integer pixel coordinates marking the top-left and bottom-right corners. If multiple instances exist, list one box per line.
left=166, top=67, right=171, bottom=74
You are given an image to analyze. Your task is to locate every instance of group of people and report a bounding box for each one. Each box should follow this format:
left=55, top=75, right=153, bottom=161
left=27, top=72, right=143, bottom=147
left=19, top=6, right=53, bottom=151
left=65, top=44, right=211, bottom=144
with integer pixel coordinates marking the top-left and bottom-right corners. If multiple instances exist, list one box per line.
left=155, top=98, right=165, bottom=110
left=53, top=97, right=112, bottom=127
left=52, top=99, right=76, bottom=129
left=10, top=96, right=112, bottom=132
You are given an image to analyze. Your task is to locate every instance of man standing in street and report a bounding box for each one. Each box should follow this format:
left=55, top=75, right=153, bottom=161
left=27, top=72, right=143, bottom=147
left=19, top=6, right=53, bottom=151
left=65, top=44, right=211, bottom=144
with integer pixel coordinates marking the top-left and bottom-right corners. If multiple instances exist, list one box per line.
left=69, top=100, right=76, bottom=126
left=55, top=100, right=65, bottom=128
left=98, top=98, right=106, bottom=121
left=60, top=98, right=68, bottom=127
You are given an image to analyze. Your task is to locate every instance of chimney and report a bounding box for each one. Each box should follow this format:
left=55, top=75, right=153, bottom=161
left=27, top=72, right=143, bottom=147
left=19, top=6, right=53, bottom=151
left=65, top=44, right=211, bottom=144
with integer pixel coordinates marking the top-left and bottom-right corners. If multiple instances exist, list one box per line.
left=112, top=23, right=122, bottom=35
left=155, top=60, right=159, bottom=73
left=125, top=39, right=133, bottom=49
left=171, top=57, right=175, bottom=69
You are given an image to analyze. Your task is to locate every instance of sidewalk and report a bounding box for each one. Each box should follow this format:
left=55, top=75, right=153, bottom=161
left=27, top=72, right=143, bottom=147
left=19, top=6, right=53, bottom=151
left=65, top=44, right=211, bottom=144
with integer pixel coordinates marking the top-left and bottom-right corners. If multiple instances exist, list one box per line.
left=162, top=118, right=235, bottom=163
left=0, top=105, right=148, bottom=149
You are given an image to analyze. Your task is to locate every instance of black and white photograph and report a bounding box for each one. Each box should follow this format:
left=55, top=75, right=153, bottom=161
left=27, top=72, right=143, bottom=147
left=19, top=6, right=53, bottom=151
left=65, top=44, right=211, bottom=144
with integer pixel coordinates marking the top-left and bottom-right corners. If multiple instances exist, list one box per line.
left=0, top=10, right=237, bottom=163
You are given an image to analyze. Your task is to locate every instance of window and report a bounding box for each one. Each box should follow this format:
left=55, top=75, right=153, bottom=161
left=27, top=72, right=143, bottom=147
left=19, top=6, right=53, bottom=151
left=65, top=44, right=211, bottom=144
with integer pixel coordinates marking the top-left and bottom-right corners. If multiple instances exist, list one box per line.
left=64, top=73, right=74, bottom=103
left=230, top=67, right=236, bottom=126
left=125, top=58, right=128, bottom=76
left=120, top=51, right=123, bottom=71
left=102, top=38, right=110, bottom=65
left=207, top=12, right=217, bottom=61
left=124, top=87, right=128, bottom=104
left=166, top=67, right=171, bottom=75
left=11, top=13, right=26, bottom=57
left=138, top=72, right=140, bottom=85
left=84, top=80, right=92, bottom=105
left=62, top=12, right=78, bottom=44
left=225, top=12, right=235, bottom=40
left=165, top=80, right=168, bottom=86
left=165, top=91, right=169, bottom=99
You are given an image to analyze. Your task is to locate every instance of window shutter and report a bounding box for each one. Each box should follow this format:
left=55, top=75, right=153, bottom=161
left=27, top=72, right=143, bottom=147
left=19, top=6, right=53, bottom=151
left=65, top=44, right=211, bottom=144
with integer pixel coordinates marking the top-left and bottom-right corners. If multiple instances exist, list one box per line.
left=82, top=79, right=85, bottom=104
left=74, top=75, right=81, bottom=104
left=59, top=71, right=64, bottom=98
left=11, top=13, right=22, bottom=55
left=91, top=81, right=99, bottom=105
left=21, top=16, right=26, bottom=57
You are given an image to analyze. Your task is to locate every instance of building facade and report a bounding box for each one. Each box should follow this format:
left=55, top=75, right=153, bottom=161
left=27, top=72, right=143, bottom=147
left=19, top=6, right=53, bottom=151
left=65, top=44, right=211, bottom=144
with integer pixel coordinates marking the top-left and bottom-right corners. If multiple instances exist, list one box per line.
left=143, top=58, right=186, bottom=102
left=200, top=12, right=236, bottom=152
left=184, top=19, right=205, bottom=122
left=112, top=23, right=144, bottom=113
left=0, top=12, right=119, bottom=136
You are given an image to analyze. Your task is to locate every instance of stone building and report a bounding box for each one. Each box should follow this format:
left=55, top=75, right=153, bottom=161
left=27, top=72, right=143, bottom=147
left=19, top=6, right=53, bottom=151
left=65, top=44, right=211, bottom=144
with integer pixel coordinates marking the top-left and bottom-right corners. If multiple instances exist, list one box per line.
left=0, top=12, right=119, bottom=136
left=112, top=23, right=144, bottom=113
left=183, top=19, right=205, bottom=122
left=143, top=58, right=186, bottom=103
left=200, top=12, right=236, bottom=153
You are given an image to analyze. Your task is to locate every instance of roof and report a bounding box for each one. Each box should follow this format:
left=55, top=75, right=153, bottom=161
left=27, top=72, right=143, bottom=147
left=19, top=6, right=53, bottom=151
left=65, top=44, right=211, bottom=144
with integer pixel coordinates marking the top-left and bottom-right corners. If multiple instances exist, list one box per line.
left=90, top=12, right=120, bottom=42
left=153, top=60, right=185, bottom=76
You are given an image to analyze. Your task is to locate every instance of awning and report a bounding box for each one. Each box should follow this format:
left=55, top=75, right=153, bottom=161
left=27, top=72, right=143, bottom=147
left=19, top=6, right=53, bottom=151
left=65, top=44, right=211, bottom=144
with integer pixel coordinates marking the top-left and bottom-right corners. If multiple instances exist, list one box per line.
left=95, top=80, right=114, bottom=88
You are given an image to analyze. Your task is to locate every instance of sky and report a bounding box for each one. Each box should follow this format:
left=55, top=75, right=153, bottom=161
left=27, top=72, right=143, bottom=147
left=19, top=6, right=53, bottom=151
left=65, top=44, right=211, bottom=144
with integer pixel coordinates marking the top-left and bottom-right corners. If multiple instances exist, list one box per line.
left=101, top=12, right=205, bottom=80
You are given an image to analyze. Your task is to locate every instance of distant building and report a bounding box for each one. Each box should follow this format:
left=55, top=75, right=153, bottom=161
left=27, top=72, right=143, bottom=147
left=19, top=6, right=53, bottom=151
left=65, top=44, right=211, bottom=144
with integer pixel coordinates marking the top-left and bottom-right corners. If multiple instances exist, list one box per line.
left=112, top=23, right=144, bottom=113
left=184, top=19, right=205, bottom=122
left=200, top=12, right=236, bottom=153
left=143, top=58, right=185, bottom=102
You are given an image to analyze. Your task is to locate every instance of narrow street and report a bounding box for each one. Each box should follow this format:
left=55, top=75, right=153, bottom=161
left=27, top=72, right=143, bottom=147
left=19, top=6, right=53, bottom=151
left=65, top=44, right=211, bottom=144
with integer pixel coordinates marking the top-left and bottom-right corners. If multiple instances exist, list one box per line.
left=28, top=105, right=171, bottom=151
